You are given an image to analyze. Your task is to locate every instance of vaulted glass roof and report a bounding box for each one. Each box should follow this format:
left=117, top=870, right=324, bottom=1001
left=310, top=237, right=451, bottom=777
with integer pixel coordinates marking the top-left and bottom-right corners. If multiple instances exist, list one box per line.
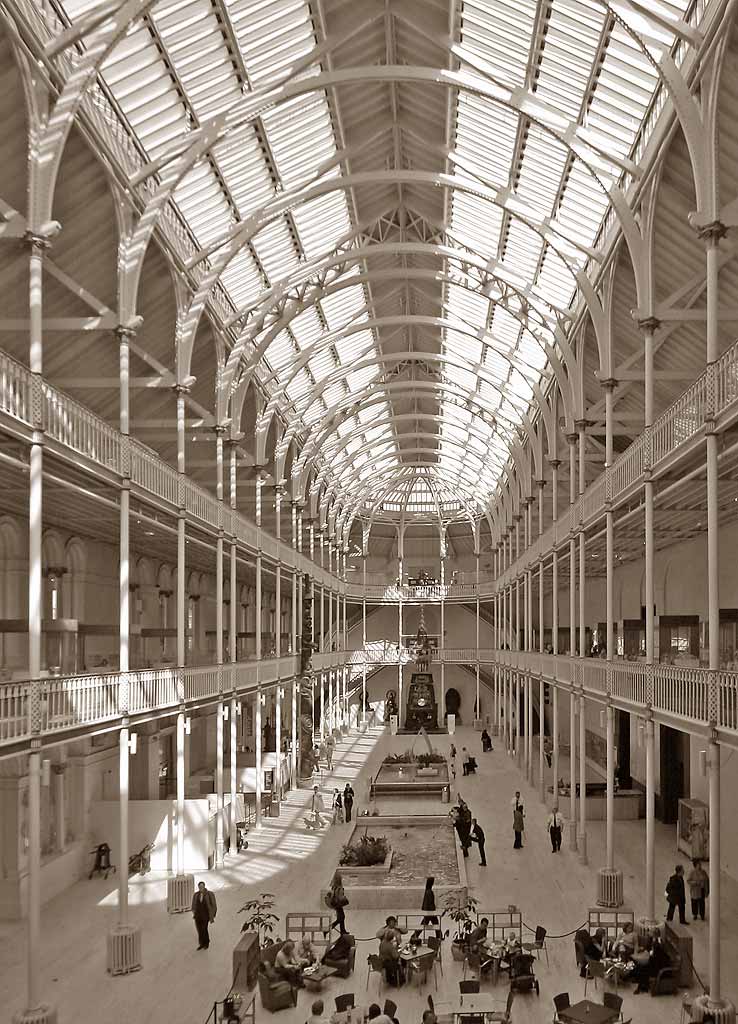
left=54, top=0, right=699, bottom=526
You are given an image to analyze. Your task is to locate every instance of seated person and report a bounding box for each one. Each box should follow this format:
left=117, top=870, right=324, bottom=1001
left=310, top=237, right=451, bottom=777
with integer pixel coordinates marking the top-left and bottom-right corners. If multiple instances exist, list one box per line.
left=308, top=999, right=327, bottom=1024
left=298, top=936, right=317, bottom=967
left=367, top=1004, right=394, bottom=1024
left=584, top=927, right=608, bottom=963
left=481, top=729, right=493, bottom=752
left=504, top=932, right=522, bottom=956
left=467, top=917, right=489, bottom=949
left=632, top=935, right=670, bottom=994
left=376, top=916, right=408, bottom=986
left=322, top=931, right=353, bottom=964
left=612, top=921, right=636, bottom=958
left=274, top=940, right=304, bottom=986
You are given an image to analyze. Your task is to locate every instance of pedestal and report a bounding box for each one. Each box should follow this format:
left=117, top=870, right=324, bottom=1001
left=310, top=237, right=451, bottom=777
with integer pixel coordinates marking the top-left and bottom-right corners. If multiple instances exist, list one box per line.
left=691, top=995, right=736, bottom=1023
left=270, top=799, right=281, bottom=817
left=167, top=873, right=194, bottom=914
left=473, top=719, right=483, bottom=731
left=596, top=867, right=624, bottom=907
left=390, top=715, right=398, bottom=735
left=12, top=1006, right=58, bottom=1024
left=107, top=923, right=142, bottom=975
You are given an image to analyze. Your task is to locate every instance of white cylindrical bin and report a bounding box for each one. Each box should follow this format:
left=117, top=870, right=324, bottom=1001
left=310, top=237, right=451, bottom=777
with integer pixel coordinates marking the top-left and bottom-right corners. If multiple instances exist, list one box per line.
left=596, top=867, right=624, bottom=908
left=107, top=924, right=142, bottom=975
left=447, top=714, right=456, bottom=736
left=167, top=873, right=194, bottom=914
left=12, top=1006, right=58, bottom=1024
left=390, top=715, right=398, bottom=735
left=690, top=996, right=736, bottom=1023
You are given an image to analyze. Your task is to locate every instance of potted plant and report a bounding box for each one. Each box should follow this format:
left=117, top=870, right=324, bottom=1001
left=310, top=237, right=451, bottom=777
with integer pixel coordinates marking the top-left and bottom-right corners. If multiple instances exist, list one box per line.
left=442, top=892, right=479, bottom=960
left=238, top=891, right=280, bottom=946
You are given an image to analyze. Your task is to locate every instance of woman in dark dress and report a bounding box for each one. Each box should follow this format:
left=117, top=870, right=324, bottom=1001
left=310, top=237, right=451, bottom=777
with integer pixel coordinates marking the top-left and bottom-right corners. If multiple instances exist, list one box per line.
left=421, top=876, right=438, bottom=927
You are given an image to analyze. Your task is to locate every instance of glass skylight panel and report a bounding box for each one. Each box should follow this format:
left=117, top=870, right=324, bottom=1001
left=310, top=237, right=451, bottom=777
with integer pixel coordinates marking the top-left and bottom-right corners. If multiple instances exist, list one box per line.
left=226, top=0, right=315, bottom=86
left=213, top=131, right=275, bottom=219
left=460, top=0, right=537, bottom=87
left=267, top=330, right=298, bottom=375
left=284, top=368, right=314, bottom=405
left=174, top=163, right=235, bottom=246
left=220, top=251, right=264, bottom=308
left=292, top=194, right=352, bottom=259
left=347, top=366, right=378, bottom=394
left=262, top=94, right=336, bottom=188
left=251, top=218, right=298, bottom=279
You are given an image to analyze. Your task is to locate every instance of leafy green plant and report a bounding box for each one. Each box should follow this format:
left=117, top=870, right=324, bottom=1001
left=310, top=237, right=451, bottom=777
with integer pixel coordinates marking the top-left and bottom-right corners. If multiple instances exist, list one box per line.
left=339, top=831, right=390, bottom=866
left=442, top=891, right=480, bottom=942
left=383, top=751, right=414, bottom=764
left=238, top=892, right=280, bottom=945
left=416, top=752, right=445, bottom=766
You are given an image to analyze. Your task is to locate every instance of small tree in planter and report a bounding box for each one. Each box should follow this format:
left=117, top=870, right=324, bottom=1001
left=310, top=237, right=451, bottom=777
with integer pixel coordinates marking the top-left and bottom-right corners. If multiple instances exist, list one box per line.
left=239, top=892, right=280, bottom=946
left=442, top=892, right=479, bottom=960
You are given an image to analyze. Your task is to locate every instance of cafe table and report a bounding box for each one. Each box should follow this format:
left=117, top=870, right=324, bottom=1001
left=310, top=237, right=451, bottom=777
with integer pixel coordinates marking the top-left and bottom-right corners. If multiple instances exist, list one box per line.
left=558, top=998, right=620, bottom=1024
left=434, top=994, right=508, bottom=1021
left=399, top=943, right=433, bottom=962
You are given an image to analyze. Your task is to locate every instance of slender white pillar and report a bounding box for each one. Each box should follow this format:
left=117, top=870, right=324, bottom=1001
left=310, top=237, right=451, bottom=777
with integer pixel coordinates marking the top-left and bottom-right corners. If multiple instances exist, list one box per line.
left=578, top=692, right=587, bottom=864
left=229, top=441, right=238, bottom=850
left=569, top=691, right=577, bottom=850
left=644, top=717, right=655, bottom=922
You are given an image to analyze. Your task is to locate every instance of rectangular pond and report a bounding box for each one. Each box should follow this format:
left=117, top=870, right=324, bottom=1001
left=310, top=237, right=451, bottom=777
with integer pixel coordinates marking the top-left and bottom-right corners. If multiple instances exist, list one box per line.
left=332, top=815, right=466, bottom=910
left=371, top=761, right=450, bottom=798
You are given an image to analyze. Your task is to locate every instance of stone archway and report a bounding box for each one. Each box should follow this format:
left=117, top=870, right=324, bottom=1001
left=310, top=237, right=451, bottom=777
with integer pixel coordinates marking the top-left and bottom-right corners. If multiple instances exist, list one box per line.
left=445, top=687, right=461, bottom=723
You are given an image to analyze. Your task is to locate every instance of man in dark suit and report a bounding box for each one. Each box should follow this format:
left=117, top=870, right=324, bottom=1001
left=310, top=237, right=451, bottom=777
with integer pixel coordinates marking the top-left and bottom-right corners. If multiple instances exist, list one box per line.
left=470, top=818, right=486, bottom=866
left=192, top=880, right=217, bottom=949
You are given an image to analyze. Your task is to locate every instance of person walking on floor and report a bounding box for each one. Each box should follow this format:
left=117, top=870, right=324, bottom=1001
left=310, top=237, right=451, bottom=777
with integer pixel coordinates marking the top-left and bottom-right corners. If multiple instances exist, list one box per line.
left=331, top=788, right=343, bottom=824
left=420, top=876, right=438, bottom=927
left=546, top=805, right=563, bottom=852
left=325, top=733, right=335, bottom=770
left=343, top=783, right=355, bottom=822
left=192, top=880, right=217, bottom=950
left=687, top=860, right=709, bottom=921
left=665, top=863, right=689, bottom=924
left=513, top=803, right=525, bottom=849
left=326, top=871, right=349, bottom=935
left=470, top=818, right=486, bottom=865
left=311, top=785, right=326, bottom=827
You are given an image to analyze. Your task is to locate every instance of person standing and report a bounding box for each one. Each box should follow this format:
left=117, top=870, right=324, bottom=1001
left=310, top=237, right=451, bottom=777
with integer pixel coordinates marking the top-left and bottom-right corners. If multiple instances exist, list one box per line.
left=513, top=803, right=525, bottom=849
left=470, top=818, right=486, bottom=866
left=546, top=805, right=563, bottom=852
left=687, top=860, right=709, bottom=921
left=665, top=863, right=688, bottom=924
left=328, top=871, right=349, bottom=935
left=331, top=788, right=343, bottom=824
left=191, top=880, right=217, bottom=950
left=311, top=785, right=326, bottom=827
left=343, top=783, right=355, bottom=822
left=421, top=876, right=438, bottom=926
left=325, top=733, right=335, bottom=770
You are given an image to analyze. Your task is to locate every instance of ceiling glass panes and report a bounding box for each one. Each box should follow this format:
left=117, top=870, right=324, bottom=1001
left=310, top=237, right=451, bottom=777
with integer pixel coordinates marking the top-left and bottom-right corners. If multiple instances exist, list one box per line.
left=53, top=0, right=698, bottom=526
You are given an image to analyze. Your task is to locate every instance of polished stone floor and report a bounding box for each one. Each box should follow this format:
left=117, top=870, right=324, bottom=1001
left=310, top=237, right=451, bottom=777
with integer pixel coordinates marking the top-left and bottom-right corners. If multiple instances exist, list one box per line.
left=2, top=725, right=736, bottom=1024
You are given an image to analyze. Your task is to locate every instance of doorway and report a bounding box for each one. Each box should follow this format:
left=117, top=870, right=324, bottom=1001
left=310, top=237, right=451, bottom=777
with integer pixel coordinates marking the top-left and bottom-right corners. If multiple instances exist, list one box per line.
left=617, top=710, right=631, bottom=789
left=659, top=725, right=689, bottom=823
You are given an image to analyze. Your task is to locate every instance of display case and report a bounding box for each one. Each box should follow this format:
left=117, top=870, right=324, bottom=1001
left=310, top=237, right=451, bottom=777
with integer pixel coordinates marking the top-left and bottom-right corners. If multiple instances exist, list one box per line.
left=677, top=798, right=709, bottom=860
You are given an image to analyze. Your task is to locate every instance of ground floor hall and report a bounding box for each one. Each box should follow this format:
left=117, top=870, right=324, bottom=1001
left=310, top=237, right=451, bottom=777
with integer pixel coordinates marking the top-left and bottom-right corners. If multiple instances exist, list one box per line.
left=2, top=724, right=736, bottom=1024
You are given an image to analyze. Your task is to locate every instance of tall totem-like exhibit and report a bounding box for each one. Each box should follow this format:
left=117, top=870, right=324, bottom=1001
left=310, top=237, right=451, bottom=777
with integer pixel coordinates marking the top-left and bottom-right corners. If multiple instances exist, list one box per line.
left=298, top=573, right=317, bottom=776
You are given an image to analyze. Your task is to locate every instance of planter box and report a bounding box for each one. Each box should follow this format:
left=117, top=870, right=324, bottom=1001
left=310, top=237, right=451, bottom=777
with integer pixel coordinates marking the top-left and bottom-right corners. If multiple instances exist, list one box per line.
left=416, top=768, right=439, bottom=777
left=338, top=847, right=393, bottom=877
left=450, top=941, right=467, bottom=961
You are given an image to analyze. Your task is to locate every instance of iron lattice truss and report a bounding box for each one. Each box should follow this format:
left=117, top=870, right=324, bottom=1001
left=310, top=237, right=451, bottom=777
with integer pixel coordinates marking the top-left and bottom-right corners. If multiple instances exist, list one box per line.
left=40, top=0, right=699, bottom=528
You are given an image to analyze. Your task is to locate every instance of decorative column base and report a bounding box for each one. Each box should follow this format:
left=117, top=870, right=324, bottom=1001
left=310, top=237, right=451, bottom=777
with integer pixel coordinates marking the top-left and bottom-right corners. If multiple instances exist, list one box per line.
left=12, top=1005, right=58, bottom=1024
left=568, top=820, right=578, bottom=851
left=359, top=718, right=367, bottom=733
left=577, top=834, right=588, bottom=865
left=691, top=995, right=736, bottom=1023
left=596, top=867, right=624, bottom=907
left=635, top=916, right=661, bottom=947
left=167, top=873, right=194, bottom=914
left=107, top=923, right=142, bottom=975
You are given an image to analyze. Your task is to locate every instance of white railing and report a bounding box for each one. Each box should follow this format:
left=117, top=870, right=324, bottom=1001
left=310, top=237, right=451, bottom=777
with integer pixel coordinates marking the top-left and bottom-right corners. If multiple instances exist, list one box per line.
left=652, top=664, right=709, bottom=722
left=130, top=440, right=180, bottom=507
left=43, top=384, right=121, bottom=471
left=129, top=668, right=179, bottom=714
left=43, top=672, right=121, bottom=733
left=0, top=682, right=29, bottom=743
left=0, top=351, right=31, bottom=422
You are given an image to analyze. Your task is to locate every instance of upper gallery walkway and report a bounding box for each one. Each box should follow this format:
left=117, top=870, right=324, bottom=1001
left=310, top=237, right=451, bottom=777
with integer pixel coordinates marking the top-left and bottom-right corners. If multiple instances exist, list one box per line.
left=2, top=333, right=738, bottom=604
